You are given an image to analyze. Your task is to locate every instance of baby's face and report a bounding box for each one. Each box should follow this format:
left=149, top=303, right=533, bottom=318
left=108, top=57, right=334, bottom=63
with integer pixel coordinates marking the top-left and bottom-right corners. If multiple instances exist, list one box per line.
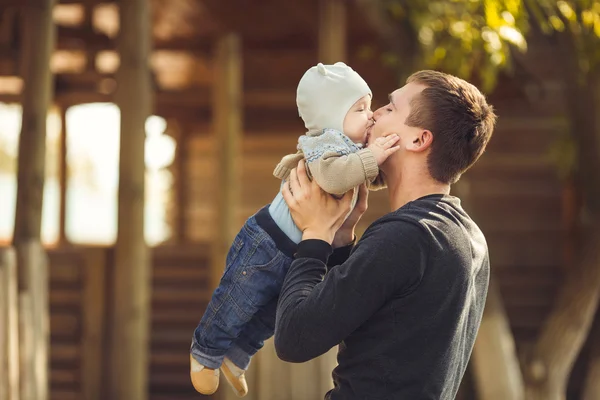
left=343, top=95, right=374, bottom=146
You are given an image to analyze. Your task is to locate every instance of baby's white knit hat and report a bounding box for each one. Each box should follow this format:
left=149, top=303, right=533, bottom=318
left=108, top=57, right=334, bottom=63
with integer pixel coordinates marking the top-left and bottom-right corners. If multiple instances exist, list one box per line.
left=296, top=62, right=372, bottom=135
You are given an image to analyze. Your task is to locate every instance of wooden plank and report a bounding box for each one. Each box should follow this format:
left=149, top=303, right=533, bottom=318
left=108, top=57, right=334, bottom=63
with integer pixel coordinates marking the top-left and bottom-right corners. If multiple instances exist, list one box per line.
left=107, top=0, right=152, bottom=397
left=81, top=248, right=107, bottom=400
left=211, top=33, right=242, bottom=290
left=48, top=262, right=81, bottom=284
left=49, top=313, right=79, bottom=338
left=49, top=289, right=80, bottom=306
left=152, top=309, right=205, bottom=326
left=50, top=343, right=79, bottom=364
left=0, top=247, right=19, bottom=400
left=152, top=288, right=210, bottom=304
left=50, top=391, right=79, bottom=400
left=152, top=266, right=209, bottom=281
left=49, top=368, right=78, bottom=386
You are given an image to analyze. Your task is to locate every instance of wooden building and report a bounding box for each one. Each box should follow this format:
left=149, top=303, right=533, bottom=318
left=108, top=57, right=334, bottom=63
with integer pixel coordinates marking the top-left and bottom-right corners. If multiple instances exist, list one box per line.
left=0, top=0, right=587, bottom=399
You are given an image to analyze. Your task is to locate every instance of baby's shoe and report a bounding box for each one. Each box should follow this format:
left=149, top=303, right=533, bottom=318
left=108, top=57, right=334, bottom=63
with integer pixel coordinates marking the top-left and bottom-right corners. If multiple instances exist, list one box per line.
left=190, top=354, right=220, bottom=395
left=220, top=357, right=249, bottom=397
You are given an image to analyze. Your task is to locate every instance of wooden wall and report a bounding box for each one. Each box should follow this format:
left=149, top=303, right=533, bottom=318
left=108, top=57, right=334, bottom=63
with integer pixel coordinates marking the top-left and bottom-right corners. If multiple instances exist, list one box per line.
left=47, top=245, right=214, bottom=400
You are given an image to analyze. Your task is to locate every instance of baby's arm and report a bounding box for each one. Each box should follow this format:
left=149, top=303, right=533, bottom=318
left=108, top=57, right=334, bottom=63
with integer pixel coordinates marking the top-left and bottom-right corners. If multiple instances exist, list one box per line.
left=308, top=149, right=379, bottom=196
left=302, top=132, right=400, bottom=195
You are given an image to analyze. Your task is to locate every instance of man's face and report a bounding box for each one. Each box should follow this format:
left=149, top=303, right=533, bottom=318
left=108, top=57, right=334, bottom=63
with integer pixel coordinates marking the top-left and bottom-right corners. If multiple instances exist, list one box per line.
left=367, top=82, right=427, bottom=151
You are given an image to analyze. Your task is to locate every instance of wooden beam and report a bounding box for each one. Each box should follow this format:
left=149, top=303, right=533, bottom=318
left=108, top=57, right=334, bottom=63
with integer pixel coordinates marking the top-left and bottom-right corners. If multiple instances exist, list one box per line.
left=211, top=33, right=242, bottom=291
left=12, top=0, right=56, bottom=398
left=107, top=0, right=152, bottom=398
left=318, top=0, right=347, bottom=63
left=0, top=247, right=19, bottom=400
left=0, top=94, right=21, bottom=103
left=55, top=25, right=316, bottom=53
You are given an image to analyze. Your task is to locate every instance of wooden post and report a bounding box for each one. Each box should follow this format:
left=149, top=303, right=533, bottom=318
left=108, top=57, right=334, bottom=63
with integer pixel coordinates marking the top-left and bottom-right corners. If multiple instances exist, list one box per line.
left=211, top=33, right=242, bottom=291
left=318, top=0, right=347, bottom=63
left=211, top=33, right=242, bottom=400
left=0, top=247, right=19, bottom=400
left=81, top=249, right=107, bottom=400
left=12, top=0, right=56, bottom=398
left=108, top=0, right=152, bottom=398
left=16, top=242, right=48, bottom=400
left=58, top=106, right=68, bottom=245
left=13, top=0, right=55, bottom=243
left=174, top=123, right=189, bottom=243
left=471, top=281, right=525, bottom=400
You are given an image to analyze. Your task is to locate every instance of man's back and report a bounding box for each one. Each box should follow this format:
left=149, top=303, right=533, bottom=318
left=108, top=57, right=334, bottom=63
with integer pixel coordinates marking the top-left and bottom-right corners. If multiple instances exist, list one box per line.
left=327, top=194, right=489, bottom=399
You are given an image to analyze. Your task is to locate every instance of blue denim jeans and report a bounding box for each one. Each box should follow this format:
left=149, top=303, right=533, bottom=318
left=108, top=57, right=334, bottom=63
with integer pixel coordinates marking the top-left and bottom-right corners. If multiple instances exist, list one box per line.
left=191, top=211, right=294, bottom=370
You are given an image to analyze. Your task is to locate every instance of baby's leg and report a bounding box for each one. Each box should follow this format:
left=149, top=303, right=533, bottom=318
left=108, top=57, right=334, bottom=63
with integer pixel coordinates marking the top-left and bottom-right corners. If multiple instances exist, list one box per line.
left=191, top=216, right=291, bottom=395
left=226, top=297, right=278, bottom=370
left=191, top=231, right=247, bottom=370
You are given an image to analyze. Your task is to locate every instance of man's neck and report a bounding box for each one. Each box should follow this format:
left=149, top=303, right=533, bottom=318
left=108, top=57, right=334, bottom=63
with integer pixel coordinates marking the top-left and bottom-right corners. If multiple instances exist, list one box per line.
left=383, top=164, right=451, bottom=211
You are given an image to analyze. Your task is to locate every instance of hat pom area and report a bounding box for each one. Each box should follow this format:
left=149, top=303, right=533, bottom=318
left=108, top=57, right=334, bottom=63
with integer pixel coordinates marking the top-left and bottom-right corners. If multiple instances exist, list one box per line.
left=317, top=63, right=328, bottom=76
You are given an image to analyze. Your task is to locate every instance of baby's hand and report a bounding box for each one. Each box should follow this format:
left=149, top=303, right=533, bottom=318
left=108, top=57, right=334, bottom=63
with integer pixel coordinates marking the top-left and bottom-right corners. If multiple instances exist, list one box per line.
left=368, top=134, right=401, bottom=165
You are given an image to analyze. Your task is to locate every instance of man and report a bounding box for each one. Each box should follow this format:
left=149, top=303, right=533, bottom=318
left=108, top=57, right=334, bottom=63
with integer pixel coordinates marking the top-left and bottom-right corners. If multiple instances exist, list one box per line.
left=275, top=70, right=497, bottom=399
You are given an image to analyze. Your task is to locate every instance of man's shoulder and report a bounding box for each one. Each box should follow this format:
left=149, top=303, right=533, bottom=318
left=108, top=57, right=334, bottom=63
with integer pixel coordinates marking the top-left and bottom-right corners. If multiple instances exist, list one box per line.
left=363, top=212, right=429, bottom=245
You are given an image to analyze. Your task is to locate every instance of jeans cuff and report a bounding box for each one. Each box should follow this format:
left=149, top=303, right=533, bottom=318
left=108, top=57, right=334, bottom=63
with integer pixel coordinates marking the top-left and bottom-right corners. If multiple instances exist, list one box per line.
left=190, top=341, right=226, bottom=369
left=225, top=344, right=252, bottom=370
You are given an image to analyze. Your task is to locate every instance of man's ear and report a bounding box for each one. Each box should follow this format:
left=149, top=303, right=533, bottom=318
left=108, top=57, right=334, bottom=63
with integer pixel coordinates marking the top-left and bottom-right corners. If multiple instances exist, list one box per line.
left=408, top=130, right=433, bottom=152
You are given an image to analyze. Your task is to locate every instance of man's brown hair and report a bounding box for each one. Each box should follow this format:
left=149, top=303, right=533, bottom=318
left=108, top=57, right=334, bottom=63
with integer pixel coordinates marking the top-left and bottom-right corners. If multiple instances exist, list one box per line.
left=405, top=70, right=497, bottom=184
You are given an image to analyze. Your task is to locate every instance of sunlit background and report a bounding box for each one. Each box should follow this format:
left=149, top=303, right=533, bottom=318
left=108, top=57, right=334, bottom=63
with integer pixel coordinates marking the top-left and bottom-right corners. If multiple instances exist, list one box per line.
left=0, top=104, right=175, bottom=246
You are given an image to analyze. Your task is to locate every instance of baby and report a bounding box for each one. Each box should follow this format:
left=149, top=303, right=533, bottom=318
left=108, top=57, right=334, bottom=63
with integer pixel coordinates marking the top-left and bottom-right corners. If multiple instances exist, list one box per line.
left=190, top=62, right=399, bottom=397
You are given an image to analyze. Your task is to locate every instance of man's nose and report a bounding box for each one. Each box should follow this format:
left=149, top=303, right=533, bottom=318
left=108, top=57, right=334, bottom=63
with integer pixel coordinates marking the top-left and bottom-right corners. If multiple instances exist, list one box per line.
left=373, top=106, right=384, bottom=120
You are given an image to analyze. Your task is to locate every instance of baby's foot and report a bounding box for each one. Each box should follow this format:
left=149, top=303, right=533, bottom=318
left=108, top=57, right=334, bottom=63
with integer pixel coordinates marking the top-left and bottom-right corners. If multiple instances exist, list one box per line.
left=190, top=355, right=219, bottom=395
left=220, top=357, right=248, bottom=397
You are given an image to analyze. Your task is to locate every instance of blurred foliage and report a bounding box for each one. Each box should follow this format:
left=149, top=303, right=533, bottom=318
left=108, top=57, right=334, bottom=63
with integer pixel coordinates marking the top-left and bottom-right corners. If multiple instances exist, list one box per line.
left=371, top=0, right=600, bottom=90
left=362, top=0, right=600, bottom=177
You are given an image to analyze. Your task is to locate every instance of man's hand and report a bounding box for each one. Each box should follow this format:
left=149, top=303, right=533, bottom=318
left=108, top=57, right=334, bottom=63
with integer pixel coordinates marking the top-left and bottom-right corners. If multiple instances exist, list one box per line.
left=282, top=160, right=353, bottom=244
left=367, top=134, right=400, bottom=165
left=332, top=183, right=369, bottom=248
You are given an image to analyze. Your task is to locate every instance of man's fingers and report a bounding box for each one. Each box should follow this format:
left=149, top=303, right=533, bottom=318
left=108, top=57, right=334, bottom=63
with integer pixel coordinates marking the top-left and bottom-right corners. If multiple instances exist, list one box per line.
left=358, top=183, right=369, bottom=201
left=356, top=184, right=369, bottom=213
left=340, top=190, right=354, bottom=213
left=296, top=159, right=310, bottom=188
left=289, top=168, right=301, bottom=195
left=281, top=179, right=298, bottom=209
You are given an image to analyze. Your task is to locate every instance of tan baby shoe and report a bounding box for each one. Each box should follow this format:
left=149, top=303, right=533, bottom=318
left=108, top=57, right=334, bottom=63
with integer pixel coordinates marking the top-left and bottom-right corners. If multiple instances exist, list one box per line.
left=220, top=357, right=249, bottom=397
left=190, top=354, right=219, bottom=395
